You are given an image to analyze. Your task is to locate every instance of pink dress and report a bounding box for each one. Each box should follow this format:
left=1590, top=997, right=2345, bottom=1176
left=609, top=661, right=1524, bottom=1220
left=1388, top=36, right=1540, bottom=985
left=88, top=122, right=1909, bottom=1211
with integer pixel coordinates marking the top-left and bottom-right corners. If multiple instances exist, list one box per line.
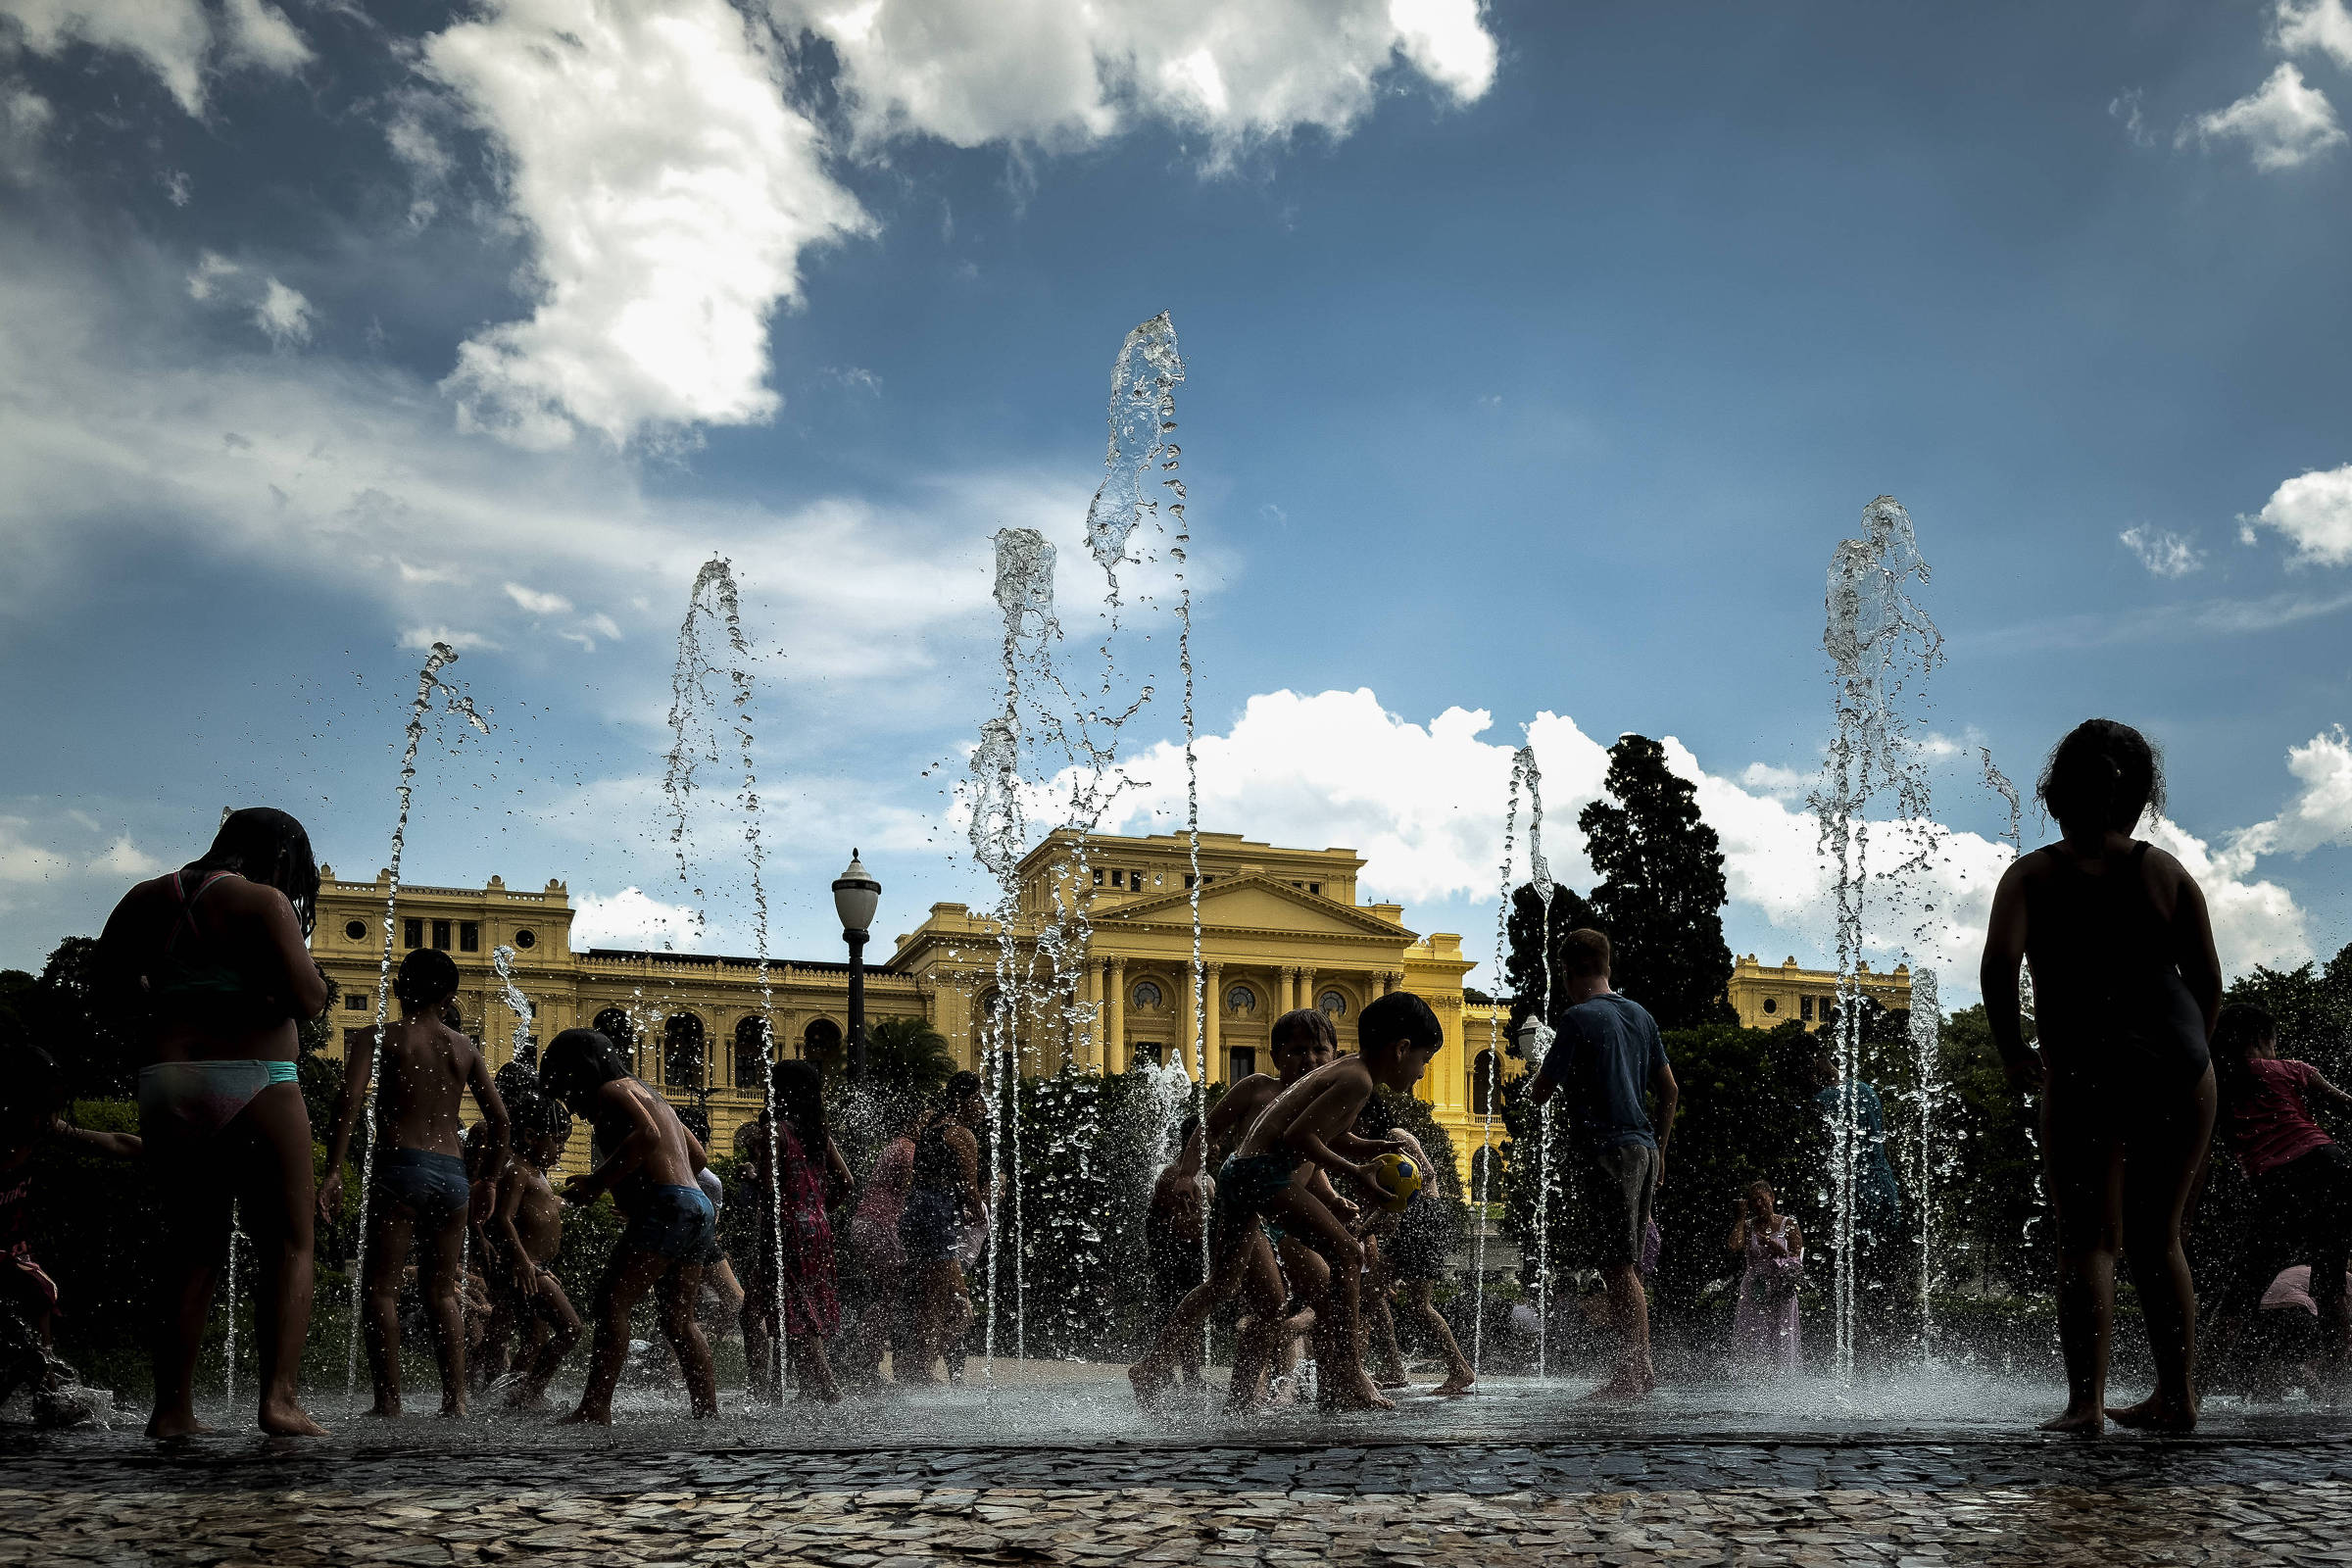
left=1734, top=1214, right=1802, bottom=1374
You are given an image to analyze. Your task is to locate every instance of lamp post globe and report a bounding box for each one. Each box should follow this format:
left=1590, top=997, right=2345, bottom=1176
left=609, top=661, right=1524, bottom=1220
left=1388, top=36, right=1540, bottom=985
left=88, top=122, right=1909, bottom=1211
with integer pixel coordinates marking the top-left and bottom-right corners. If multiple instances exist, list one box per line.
left=833, top=850, right=881, bottom=1081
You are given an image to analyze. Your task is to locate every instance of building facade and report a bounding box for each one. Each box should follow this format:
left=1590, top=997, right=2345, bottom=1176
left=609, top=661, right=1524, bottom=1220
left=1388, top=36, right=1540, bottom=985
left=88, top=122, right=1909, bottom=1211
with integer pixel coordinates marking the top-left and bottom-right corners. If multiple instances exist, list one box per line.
left=1725, top=953, right=1914, bottom=1032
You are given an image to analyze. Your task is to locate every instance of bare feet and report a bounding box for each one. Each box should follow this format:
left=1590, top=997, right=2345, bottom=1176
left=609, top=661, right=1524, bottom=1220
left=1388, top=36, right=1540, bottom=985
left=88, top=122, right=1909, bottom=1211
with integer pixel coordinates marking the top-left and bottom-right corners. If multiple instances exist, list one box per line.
left=1128, top=1361, right=1171, bottom=1409
left=2039, top=1405, right=2106, bottom=1437
left=259, top=1398, right=329, bottom=1438
left=1584, top=1377, right=1650, bottom=1403
left=558, top=1405, right=612, bottom=1425
left=2107, top=1395, right=2196, bottom=1433
left=506, top=1386, right=551, bottom=1411
left=438, top=1399, right=467, bottom=1419
left=145, top=1411, right=217, bottom=1441
left=1325, top=1370, right=1396, bottom=1412
left=1375, top=1370, right=1408, bottom=1389
left=1432, top=1369, right=1476, bottom=1397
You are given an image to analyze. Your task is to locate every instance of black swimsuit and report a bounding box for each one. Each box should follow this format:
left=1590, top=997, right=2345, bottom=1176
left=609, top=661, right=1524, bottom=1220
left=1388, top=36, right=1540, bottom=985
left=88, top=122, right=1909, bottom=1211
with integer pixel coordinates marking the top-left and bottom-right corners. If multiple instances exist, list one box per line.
left=2023, top=840, right=2209, bottom=1094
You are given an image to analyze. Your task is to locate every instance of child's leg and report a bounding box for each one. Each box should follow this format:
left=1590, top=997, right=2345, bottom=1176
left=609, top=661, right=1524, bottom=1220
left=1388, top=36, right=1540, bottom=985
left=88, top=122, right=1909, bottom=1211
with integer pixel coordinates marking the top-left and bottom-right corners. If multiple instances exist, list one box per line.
left=145, top=1173, right=227, bottom=1440
left=1411, top=1281, right=1476, bottom=1394
left=564, top=1247, right=670, bottom=1424
left=2041, top=1091, right=2125, bottom=1435
left=2111, top=1074, right=2216, bottom=1430
left=1228, top=1232, right=1289, bottom=1406
left=362, top=1206, right=416, bottom=1417
left=236, top=1086, right=327, bottom=1437
left=419, top=1214, right=468, bottom=1416
left=790, top=1332, right=841, bottom=1402
left=1259, top=1186, right=1383, bottom=1410
left=1132, top=1228, right=1259, bottom=1403
left=1363, top=1248, right=1406, bottom=1385
left=516, top=1273, right=583, bottom=1406
left=655, top=1263, right=718, bottom=1418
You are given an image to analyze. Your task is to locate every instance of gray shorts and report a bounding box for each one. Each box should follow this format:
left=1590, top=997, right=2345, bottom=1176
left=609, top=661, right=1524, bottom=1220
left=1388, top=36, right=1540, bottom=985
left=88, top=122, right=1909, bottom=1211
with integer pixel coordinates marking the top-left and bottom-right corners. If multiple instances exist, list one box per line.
left=1583, top=1142, right=1657, bottom=1268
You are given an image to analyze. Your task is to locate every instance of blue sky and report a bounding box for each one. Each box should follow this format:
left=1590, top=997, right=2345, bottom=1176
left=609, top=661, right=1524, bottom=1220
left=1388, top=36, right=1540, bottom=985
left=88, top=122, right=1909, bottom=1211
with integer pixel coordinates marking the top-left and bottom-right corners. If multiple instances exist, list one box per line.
left=3, top=0, right=2349, bottom=1000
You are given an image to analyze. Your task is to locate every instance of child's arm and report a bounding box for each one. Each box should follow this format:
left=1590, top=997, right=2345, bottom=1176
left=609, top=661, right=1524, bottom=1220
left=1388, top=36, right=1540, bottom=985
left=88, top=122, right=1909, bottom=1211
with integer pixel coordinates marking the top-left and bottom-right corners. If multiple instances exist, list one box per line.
left=1278, top=1079, right=1381, bottom=1184
left=1785, top=1220, right=1803, bottom=1257
left=1328, top=1127, right=1404, bottom=1158
left=2303, top=1068, right=2352, bottom=1111
left=823, top=1135, right=854, bottom=1205
left=561, top=1084, right=659, bottom=1204
left=318, top=1026, right=379, bottom=1222
left=1980, top=859, right=2043, bottom=1093
left=949, top=1124, right=984, bottom=1219
left=493, top=1167, right=536, bottom=1294
left=50, top=1115, right=141, bottom=1159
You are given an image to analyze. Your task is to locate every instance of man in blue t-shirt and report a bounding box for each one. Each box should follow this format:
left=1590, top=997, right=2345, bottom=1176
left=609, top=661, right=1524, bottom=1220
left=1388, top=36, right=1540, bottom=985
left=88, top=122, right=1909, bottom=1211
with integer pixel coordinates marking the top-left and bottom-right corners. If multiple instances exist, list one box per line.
left=1531, top=928, right=1679, bottom=1399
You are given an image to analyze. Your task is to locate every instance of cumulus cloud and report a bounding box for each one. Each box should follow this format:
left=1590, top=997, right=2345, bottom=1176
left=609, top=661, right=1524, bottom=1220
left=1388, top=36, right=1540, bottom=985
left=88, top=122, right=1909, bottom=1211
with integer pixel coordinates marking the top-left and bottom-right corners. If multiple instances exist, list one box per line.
left=2245, top=463, right=2352, bottom=565
left=0, top=814, right=71, bottom=886
left=0, top=0, right=307, bottom=116
left=1049, top=689, right=2324, bottom=992
left=569, top=885, right=708, bottom=950
left=417, top=0, right=873, bottom=449
left=2181, top=63, right=2347, bottom=170
left=251, top=276, right=312, bottom=348
left=2119, top=524, right=2204, bottom=578
left=87, top=835, right=162, bottom=876
left=504, top=582, right=573, bottom=616
left=2278, top=0, right=2352, bottom=68
left=787, top=0, right=1497, bottom=157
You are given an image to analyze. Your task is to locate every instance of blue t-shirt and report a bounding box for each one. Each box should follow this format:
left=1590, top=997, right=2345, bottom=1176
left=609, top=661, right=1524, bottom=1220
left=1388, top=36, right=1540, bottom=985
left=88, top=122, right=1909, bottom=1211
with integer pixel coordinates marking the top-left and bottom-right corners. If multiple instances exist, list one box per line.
left=1534, top=992, right=1668, bottom=1152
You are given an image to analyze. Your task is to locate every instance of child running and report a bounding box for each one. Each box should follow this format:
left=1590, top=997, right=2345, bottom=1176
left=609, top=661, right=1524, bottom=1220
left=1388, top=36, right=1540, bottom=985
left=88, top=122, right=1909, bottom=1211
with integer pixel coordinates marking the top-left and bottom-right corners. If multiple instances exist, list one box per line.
left=2202, top=1003, right=2352, bottom=1393
left=1131, top=991, right=1443, bottom=1411
left=319, top=948, right=513, bottom=1418
left=539, top=1027, right=718, bottom=1423
left=1362, top=1121, right=1475, bottom=1396
left=1144, top=1114, right=1212, bottom=1391
left=1201, top=1006, right=1336, bottom=1407
left=488, top=1095, right=582, bottom=1409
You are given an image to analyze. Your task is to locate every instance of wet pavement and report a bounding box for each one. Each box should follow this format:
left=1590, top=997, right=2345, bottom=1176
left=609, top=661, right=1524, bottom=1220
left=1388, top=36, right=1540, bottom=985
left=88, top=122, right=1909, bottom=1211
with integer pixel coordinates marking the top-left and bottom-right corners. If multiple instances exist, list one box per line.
left=8, top=1371, right=2352, bottom=1563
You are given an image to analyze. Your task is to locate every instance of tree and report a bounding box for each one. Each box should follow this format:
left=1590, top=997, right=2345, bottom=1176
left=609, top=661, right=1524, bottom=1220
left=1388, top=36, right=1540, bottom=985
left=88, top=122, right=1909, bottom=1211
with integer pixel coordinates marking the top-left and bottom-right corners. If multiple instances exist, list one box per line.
left=2223, top=945, right=2352, bottom=1082
left=862, top=1015, right=957, bottom=1100
left=1577, top=734, right=1737, bottom=1029
left=27, top=937, right=138, bottom=1099
left=1502, top=882, right=1599, bottom=1034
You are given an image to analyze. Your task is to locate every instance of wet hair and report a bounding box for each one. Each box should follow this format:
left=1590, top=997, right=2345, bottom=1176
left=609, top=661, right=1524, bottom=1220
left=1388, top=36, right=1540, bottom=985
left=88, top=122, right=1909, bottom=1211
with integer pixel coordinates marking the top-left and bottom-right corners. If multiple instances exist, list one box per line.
left=1747, top=1180, right=1775, bottom=1206
left=885, top=1093, right=925, bottom=1138
left=2038, top=719, right=2164, bottom=834
left=0, top=1044, right=65, bottom=1140
left=493, top=1059, right=539, bottom=1104
left=1270, top=1006, right=1337, bottom=1057
left=1561, top=928, right=1611, bottom=980
left=676, top=1104, right=711, bottom=1144
left=539, top=1027, right=630, bottom=1105
left=533, top=1100, right=573, bottom=1149
left=769, top=1058, right=826, bottom=1152
left=1358, top=991, right=1443, bottom=1055
left=2211, top=1003, right=2279, bottom=1118
left=188, top=808, right=319, bottom=937
left=939, top=1070, right=983, bottom=1113
left=394, top=948, right=460, bottom=1010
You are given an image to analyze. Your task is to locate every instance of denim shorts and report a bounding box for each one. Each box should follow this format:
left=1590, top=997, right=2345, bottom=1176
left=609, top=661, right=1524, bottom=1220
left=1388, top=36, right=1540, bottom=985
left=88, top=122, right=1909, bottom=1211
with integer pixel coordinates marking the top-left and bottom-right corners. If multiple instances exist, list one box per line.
left=372, top=1148, right=469, bottom=1229
left=621, top=1185, right=717, bottom=1262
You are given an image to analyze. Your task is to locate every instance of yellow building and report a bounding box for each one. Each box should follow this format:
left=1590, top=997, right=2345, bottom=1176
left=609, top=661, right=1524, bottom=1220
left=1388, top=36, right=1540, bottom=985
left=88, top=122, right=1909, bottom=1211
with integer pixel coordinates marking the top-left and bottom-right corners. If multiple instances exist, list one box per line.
left=1725, top=953, right=1913, bottom=1032
left=307, top=832, right=1521, bottom=1181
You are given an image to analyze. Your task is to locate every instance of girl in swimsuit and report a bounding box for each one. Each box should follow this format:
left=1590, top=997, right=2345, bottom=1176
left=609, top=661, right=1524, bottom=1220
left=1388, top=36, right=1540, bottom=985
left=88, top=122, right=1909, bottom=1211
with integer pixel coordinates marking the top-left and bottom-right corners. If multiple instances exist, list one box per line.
left=97, top=807, right=332, bottom=1439
left=1981, top=720, right=2223, bottom=1435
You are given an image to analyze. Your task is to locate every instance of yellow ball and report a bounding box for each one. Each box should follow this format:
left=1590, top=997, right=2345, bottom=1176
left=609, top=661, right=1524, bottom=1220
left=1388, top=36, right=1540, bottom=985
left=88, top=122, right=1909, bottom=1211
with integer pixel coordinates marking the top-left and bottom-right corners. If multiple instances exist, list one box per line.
left=1366, top=1152, right=1423, bottom=1214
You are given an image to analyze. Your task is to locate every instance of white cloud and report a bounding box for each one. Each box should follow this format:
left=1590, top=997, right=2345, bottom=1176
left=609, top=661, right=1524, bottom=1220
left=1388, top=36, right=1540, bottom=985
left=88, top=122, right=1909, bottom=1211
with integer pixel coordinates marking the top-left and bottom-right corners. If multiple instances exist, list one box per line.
left=251, top=276, right=312, bottom=348
left=87, top=835, right=163, bottom=876
left=0, top=0, right=307, bottom=115
left=784, top=0, right=1497, bottom=159
left=2181, top=63, right=2347, bottom=171
left=0, top=814, right=71, bottom=886
left=2111, top=88, right=2155, bottom=148
left=2230, top=726, right=2352, bottom=862
left=2119, top=524, right=2204, bottom=577
left=186, top=251, right=238, bottom=301
left=569, top=885, right=709, bottom=950
left=418, top=0, right=873, bottom=449
left=399, top=626, right=503, bottom=654
left=2247, top=463, right=2352, bottom=566
left=504, top=582, right=574, bottom=616
left=2141, top=813, right=2312, bottom=973
left=2278, top=0, right=2352, bottom=68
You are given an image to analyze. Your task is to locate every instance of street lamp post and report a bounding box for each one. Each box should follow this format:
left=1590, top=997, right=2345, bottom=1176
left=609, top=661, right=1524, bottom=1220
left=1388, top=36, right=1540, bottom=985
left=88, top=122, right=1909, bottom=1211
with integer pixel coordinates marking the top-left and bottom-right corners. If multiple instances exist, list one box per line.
left=833, top=849, right=881, bottom=1082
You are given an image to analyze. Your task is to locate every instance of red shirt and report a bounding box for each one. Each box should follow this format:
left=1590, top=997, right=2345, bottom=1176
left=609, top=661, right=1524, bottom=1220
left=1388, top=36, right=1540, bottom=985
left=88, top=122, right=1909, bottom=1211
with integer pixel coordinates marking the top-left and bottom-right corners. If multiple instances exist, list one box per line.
left=2229, top=1058, right=2334, bottom=1178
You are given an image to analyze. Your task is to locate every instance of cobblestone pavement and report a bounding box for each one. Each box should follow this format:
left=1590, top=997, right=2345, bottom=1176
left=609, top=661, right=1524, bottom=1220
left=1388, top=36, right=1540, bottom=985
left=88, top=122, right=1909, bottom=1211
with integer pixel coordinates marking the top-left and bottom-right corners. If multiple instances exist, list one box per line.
left=7, top=1437, right=2352, bottom=1565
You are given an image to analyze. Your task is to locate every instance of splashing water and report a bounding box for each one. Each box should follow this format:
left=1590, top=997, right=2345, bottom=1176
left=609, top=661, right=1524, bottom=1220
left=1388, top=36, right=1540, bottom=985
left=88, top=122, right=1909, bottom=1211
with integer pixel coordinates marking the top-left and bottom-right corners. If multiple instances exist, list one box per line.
left=492, top=944, right=535, bottom=1062
left=1519, top=747, right=1559, bottom=1380
left=222, top=1201, right=243, bottom=1410
left=1810, top=496, right=1944, bottom=1383
left=1907, top=966, right=1941, bottom=1360
left=345, top=642, right=492, bottom=1408
left=662, top=557, right=785, bottom=1400
left=1469, top=757, right=1525, bottom=1374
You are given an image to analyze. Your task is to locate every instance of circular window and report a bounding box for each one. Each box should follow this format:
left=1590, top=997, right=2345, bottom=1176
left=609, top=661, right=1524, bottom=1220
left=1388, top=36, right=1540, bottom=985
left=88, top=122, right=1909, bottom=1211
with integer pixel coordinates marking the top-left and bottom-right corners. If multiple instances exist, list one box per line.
left=1317, top=990, right=1348, bottom=1019
left=514, top=929, right=537, bottom=950
left=1762, top=997, right=1779, bottom=1014
left=344, top=918, right=367, bottom=942
left=1133, top=980, right=1163, bottom=1010
left=1226, top=985, right=1255, bottom=1016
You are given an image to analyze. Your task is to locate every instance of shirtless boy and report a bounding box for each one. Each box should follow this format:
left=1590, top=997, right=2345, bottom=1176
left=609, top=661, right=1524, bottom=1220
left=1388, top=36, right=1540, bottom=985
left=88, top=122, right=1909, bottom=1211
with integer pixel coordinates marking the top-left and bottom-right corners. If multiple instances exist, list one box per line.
left=539, top=1027, right=718, bottom=1423
left=1131, top=991, right=1444, bottom=1410
left=319, top=948, right=512, bottom=1417
left=490, top=1097, right=581, bottom=1408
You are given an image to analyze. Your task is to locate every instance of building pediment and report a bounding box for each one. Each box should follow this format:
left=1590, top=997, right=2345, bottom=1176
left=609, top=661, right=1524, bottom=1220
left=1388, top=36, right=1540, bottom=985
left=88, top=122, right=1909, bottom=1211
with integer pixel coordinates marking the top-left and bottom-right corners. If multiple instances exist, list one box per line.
left=1099, top=872, right=1416, bottom=941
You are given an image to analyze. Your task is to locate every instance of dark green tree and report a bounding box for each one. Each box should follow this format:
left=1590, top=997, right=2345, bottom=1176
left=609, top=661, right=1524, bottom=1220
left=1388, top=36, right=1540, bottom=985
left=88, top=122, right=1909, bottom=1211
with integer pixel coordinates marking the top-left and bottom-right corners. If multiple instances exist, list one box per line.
left=1502, top=882, right=1599, bottom=1034
left=862, top=1015, right=957, bottom=1101
left=27, top=937, right=138, bottom=1099
left=2222, top=945, right=2352, bottom=1082
left=1576, top=734, right=1738, bottom=1029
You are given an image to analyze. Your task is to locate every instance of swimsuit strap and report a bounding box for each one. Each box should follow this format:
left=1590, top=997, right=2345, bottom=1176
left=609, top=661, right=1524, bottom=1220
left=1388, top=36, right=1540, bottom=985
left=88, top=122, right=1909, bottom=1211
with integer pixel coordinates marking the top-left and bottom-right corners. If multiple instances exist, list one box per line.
left=164, top=868, right=238, bottom=956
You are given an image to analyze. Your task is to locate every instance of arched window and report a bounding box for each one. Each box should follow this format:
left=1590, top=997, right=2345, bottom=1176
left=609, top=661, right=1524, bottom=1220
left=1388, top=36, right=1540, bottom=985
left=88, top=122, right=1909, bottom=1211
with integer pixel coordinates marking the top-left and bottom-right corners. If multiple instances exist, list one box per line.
left=662, top=1012, right=706, bottom=1091
left=803, top=1016, right=844, bottom=1069
left=1317, top=989, right=1348, bottom=1020
left=1132, top=980, right=1164, bottom=1011
left=733, top=1015, right=772, bottom=1089
left=1470, top=1049, right=1501, bottom=1116
left=1225, top=985, right=1256, bottom=1017
left=592, top=1007, right=636, bottom=1068
left=1469, top=1146, right=1503, bottom=1202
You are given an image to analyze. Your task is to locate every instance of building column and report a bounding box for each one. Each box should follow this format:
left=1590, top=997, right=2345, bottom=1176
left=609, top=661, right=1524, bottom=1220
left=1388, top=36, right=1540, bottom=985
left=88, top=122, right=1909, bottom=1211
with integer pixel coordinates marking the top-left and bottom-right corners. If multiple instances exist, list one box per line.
left=1204, top=960, right=1224, bottom=1082
left=1106, top=958, right=1126, bottom=1074
left=1083, top=957, right=1102, bottom=1071
left=1299, top=966, right=1317, bottom=1020
left=1382, top=969, right=1402, bottom=997
left=1279, top=965, right=1298, bottom=1014
left=1181, top=960, right=1201, bottom=1078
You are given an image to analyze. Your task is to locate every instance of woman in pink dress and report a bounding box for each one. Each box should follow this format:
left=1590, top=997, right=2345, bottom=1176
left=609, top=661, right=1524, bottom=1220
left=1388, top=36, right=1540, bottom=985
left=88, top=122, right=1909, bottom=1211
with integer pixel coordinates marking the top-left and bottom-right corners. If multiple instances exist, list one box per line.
left=1728, top=1181, right=1803, bottom=1375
